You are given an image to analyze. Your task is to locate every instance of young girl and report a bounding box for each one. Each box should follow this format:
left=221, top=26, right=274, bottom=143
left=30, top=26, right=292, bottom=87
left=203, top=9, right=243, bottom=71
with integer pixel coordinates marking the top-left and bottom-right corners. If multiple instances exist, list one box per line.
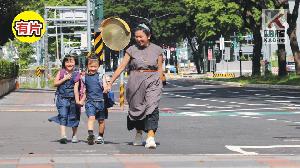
left=106, top=23, right=164, bottom=149
left=78, top=56, right=109, bottom=145
left=48, top=55, right=81, bottom=144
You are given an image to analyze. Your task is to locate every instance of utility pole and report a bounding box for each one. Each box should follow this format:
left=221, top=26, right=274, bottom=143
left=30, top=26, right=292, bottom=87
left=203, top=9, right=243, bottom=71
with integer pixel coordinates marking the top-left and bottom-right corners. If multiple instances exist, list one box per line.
left=87, top=0, right=92, bottom=52
left=44, top=8, right=49, bottom=88
left=93, top=0, right=104, bottom=73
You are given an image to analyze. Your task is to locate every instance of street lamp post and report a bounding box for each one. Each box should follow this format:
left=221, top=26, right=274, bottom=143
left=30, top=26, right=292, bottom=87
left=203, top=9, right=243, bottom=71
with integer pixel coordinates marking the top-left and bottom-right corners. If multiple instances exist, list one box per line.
left=239, top=46, right=243, bottom=77
left=54, top=2, right=62, bottom=67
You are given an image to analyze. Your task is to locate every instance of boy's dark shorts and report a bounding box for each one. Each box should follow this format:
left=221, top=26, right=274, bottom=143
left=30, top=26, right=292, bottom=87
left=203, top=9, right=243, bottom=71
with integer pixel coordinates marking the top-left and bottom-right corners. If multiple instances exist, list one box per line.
left=85, top=101, right=108, bottom=120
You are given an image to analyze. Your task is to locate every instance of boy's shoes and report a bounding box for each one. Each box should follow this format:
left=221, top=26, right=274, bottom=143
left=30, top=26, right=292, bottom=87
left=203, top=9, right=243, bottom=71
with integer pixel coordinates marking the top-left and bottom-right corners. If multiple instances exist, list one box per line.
left=60, top=136, right=68, bottom=144
left=71, top=136, right=79, bottom=143
left=145, top=137, right=156, bottom=149
left=95, top=136, right=105, bottom=144
left=133, top=132, right=143, bottom=146
left=87, top=135, right=95, bottom=145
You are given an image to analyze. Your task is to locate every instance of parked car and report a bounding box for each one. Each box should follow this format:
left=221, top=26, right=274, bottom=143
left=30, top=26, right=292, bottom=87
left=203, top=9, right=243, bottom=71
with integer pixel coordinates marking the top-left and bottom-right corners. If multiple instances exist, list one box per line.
left=286, top=62, right=296, bottom=72
left=166, top=65, right=177, bottom=73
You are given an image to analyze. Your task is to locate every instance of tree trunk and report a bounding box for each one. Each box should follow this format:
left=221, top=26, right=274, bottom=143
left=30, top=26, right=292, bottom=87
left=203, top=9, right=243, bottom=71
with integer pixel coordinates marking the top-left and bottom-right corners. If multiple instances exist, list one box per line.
left=277, top=44, right=287, bottom=77
left=289, top=29, right=300, bottom=74
left=252, top=31, right=262, bottom=76
left=287, top=0, right=300, bottom=75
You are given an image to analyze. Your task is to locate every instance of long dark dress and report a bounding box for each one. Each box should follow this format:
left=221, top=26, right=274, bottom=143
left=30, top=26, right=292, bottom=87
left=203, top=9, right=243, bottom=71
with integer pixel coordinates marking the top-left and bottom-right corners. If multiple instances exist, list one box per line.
left=125, top=43, right=163, bottom=131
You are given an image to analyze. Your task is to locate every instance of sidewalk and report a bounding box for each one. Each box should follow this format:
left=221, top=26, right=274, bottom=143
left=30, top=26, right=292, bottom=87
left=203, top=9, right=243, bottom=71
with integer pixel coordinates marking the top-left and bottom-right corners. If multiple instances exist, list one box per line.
left=2, top=154, right=300, bottom=168
left=0, top=89, right=128, bottom=113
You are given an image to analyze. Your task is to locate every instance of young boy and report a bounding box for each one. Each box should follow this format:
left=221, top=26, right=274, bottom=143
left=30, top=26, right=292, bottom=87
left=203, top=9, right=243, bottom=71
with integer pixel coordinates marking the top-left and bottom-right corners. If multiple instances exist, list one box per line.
left=76, top=56, right=109, bottom=145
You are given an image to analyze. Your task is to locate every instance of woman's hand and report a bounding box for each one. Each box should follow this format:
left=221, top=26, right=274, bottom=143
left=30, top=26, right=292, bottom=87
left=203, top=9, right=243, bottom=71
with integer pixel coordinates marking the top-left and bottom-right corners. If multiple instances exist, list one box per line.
left=104, top=82, right=112, bottom=93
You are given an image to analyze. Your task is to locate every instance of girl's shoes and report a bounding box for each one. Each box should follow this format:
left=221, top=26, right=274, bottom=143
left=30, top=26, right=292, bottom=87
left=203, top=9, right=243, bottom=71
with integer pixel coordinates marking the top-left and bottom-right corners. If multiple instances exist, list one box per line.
left=60, top=136, right=68, bottom=144
left=71, top=136, right=79, bottom=143
left=87, top=134, right=95, bottom=145
left=95, top=136, right=105, bottom=144
left=145, top=137, right=156, bottom=149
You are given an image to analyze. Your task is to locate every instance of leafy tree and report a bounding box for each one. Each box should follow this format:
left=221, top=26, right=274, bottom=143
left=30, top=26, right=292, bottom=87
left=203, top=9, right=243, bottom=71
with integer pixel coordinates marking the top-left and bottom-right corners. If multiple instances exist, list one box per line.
left=185, top=0, right=243, bottom=73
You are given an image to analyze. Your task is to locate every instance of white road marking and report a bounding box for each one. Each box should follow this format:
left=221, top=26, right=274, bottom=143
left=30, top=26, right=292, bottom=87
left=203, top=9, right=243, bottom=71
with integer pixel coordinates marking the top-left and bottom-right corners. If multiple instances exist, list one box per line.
left=247, top=104, right=268, bottom=106
left=245, top=89, right=266, bottom=92
left=237, top=112, right=262, bottom=116
left=283, top=139, right=300, bottom=142
left=227, top=105, right=241, bottom=107
left=185, top=104, right=208, bottom=107
left=280, top=91, right=300, bottom=94
left=267, top=119, right=277, bottom=121
left=270, top=95, right=300, bottom=99
left=281, top=107, right=300, bottom=110
left=265, top=100, right=291, bottom=103
left=226, top=145, right=300, bottom=155
left=232, top=92, right=240, bottom=94
left=206, top=106, right=233, bottom=109
left=229, top=102, right=237, bottom=104
left=210, top=100, right=218, bottom=102
left=195, top=98, right=201, bottom=100
left=251, top=117, right=260, bottom=119
left=192, top=88, right=197, bottom=90
left=209, top=90, right=216, bottom=92
left=179, top=112, right=209, bottom=116
left=202, top=109, right=234, bottom=112
left=261, top=107, right=282, bottom=110
left=197, top=93, right=212, bottom=95
left=220, top=101, right=227, bottom=103
left=245, top=90, right=266, bottom=92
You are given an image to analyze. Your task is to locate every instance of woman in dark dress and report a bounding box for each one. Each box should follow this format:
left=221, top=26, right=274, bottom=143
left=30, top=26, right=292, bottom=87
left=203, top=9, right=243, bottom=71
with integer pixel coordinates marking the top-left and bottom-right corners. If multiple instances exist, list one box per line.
left=107, top=24, right=164, bottom=149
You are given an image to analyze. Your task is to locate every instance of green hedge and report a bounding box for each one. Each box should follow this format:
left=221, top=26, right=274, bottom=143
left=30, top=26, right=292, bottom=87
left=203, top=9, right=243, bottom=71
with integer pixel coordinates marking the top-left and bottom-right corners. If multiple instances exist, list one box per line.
left=0, top=59, right=19, bottom=80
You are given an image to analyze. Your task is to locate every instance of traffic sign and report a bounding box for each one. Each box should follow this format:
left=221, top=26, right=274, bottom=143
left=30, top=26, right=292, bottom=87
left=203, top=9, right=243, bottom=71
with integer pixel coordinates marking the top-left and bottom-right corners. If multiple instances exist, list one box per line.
left=224, top=47, right=230, bottom=61
left=219, top=37, right=225, bottom=50
left=166, top=49, right=171, bottom=59
left=208, top=49, right=213, bottom=60
left=35, top=67, right=45, bottom=77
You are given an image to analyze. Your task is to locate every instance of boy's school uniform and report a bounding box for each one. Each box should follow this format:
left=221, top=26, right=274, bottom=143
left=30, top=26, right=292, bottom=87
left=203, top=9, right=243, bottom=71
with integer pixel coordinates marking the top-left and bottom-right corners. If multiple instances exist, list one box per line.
left=82, top=73, right=114, bottom=120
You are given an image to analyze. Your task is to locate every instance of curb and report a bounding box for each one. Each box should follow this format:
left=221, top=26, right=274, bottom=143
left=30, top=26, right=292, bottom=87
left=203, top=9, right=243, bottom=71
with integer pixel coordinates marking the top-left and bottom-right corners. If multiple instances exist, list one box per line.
left=197, top=79, right=300, bottom=90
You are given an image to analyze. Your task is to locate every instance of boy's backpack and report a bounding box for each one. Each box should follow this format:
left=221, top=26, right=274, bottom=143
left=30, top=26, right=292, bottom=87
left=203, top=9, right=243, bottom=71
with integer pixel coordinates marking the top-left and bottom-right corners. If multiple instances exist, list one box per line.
left=58, top=69, right=85, bottom=100
left=81, top=73, right=115, bottom=108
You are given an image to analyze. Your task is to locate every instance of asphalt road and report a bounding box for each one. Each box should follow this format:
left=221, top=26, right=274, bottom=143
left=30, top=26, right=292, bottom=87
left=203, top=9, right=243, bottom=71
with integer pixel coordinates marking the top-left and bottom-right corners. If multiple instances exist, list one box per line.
left=1, top=78, right=300, bottom=167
